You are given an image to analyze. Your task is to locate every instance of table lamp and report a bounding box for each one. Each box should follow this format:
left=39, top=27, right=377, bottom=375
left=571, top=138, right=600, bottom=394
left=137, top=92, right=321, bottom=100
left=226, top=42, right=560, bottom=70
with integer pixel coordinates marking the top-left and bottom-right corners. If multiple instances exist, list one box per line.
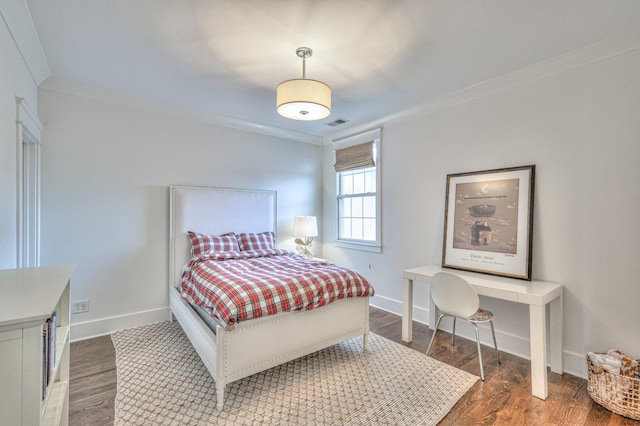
left=293, top=216, right=318, bottom=259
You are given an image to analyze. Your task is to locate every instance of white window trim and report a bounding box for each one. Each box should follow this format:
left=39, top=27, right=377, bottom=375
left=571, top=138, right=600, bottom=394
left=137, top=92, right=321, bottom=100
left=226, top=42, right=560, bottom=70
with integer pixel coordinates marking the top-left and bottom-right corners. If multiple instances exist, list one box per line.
left=16, top=97, right=43, bottom=268
left=333, top=128, right=382, bottom=253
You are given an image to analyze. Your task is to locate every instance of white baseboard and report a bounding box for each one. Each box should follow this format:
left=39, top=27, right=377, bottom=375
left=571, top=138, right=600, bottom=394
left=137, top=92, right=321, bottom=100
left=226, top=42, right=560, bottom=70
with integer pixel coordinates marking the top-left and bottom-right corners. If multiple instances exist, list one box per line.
left=564, top=350, right=588, bottom=379
left=370, top=295, right=586, bottom=379
left=371, top=294, right=430, bottom=323
left=70, top=298, right=589, bottom=379
left=70, top=307, right=170, bottom=342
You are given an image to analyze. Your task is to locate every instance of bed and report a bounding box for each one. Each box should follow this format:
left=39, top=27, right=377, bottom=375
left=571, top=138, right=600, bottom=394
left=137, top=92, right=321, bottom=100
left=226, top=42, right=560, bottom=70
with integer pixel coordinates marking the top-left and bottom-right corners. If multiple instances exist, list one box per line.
left=168, top=185, right=372, bottom=410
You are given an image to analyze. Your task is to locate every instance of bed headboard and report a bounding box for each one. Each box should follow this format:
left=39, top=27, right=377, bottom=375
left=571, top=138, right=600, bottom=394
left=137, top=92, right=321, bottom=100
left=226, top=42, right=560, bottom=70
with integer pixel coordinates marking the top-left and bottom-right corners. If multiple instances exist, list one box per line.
left=169, top=185, right=277, bottom=289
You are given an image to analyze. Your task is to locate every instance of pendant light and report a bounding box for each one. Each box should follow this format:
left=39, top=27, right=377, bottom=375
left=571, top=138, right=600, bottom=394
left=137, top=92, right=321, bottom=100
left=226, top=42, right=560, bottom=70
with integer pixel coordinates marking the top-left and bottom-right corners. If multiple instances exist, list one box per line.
left=276, top=47, right=331, bottom=121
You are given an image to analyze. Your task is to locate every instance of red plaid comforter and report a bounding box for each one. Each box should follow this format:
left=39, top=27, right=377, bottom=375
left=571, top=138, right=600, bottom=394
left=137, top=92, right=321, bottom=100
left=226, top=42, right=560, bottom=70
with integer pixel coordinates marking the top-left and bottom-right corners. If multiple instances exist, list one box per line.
left=180, top=249, right=374, bottom=330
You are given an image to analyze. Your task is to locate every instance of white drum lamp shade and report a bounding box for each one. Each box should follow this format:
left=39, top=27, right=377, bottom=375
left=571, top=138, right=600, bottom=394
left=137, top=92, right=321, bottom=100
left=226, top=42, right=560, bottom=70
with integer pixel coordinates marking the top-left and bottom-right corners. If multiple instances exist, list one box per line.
left=277, top=79, right=331, bottom=120
left=276, top=47, right=331, bottom=121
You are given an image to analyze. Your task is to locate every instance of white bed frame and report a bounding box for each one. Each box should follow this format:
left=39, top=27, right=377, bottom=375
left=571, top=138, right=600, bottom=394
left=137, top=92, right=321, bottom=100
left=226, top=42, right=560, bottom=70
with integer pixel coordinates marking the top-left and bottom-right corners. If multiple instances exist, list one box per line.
left=168, top=185, right=370, bottom=410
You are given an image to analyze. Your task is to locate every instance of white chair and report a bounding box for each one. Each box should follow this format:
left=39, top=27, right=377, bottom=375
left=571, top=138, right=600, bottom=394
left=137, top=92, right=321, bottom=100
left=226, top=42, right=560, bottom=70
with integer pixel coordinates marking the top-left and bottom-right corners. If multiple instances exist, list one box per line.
left=426, top=271, right=501, bottom=380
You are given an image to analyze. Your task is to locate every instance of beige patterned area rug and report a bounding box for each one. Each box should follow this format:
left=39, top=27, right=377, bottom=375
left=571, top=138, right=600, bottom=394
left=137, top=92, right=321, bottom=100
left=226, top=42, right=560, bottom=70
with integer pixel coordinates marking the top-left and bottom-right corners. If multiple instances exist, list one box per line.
left=112, top=321, right=477, bottom=425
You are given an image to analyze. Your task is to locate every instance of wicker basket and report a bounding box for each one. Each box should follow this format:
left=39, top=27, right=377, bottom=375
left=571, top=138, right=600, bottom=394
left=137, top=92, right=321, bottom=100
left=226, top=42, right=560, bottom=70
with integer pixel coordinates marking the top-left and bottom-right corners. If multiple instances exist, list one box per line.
left=587, top=354, right=640, bottom=420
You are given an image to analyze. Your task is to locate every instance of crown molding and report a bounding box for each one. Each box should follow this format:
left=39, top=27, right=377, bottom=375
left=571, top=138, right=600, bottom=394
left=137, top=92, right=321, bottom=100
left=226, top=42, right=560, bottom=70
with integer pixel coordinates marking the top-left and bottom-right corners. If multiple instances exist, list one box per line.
left=0, top=0, right=51, bottom=85
left=39, top=78, right=323, bottom=145
left=325, top=28, right=640, bottom=144
left=35, top=26, right=640, bottom=147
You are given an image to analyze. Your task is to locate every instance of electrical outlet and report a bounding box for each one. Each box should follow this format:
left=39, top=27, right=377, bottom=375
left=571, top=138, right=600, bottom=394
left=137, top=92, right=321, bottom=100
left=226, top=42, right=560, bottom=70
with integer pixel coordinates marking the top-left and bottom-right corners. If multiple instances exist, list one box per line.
left=72, top=299, right=89, bottom=314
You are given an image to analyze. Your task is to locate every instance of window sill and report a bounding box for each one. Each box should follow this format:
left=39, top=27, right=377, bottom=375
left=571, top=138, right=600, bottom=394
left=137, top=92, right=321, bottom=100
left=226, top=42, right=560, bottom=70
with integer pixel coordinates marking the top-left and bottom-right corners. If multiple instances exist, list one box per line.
left=334, top=240, right=382, bottom=253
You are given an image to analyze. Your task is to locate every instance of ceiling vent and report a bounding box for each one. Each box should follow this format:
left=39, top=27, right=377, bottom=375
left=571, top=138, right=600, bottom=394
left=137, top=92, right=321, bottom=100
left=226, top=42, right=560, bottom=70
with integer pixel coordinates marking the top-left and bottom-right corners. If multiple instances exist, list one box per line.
left=326, top=118, right=349, bottom=127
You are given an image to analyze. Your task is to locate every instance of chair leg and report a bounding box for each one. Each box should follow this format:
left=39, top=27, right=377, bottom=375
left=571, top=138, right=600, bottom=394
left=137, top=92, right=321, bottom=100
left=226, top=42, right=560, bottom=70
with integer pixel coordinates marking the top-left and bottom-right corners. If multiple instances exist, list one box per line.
left=426, top=314, right=445, bottom=356
left=473, top=324, right=485, bottom=381
left=490, top=320, right=502, bottom=364
left=451, top=317, right=456, bottom=346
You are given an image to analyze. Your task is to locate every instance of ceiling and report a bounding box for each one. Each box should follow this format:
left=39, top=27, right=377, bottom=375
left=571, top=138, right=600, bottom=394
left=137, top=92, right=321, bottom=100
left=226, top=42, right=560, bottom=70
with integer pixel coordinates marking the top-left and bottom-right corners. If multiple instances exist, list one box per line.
left=25, top=0, right=640, bottom=140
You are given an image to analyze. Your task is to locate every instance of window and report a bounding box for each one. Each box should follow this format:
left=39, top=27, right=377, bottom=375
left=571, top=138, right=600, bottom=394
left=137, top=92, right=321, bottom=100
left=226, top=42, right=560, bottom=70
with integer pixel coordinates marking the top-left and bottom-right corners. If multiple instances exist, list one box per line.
left=338, top=166, right=376, bottom=241
left=333, top=129, right=381, bottom=252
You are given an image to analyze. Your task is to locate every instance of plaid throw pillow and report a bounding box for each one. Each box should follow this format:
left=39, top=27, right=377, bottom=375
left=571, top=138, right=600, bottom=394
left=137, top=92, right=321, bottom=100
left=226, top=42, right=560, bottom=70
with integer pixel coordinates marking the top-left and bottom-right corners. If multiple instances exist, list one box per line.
left=237, top=231, right=276, bottom=251
left=187, top=231, right=240, bottom=256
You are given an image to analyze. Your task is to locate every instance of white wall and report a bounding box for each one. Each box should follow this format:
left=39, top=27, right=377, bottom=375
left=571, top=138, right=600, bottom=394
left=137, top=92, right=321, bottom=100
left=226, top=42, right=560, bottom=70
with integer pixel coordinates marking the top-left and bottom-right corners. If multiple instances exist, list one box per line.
left=322, top=43, right=640, bottom=377
left=38, top=88, right=323, bottom=340
left=5, top=0, right=639, bottom=379
left=0, top=4, right=43, bottom=268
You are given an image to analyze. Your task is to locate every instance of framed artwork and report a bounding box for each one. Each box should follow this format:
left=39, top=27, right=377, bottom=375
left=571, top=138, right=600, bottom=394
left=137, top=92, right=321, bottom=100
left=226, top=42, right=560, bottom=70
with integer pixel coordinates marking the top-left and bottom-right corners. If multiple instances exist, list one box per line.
left=442, top=165, right=535, bottom=280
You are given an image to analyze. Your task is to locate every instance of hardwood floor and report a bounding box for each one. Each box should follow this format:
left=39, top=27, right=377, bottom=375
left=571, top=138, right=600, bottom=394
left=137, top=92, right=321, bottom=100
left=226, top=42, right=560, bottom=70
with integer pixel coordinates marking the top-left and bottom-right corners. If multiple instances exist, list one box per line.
left=69, top=306, right=638, bottom=425
left=367, top=307, right=638, bottom=425
left=70, top=335, right=116, bottom=425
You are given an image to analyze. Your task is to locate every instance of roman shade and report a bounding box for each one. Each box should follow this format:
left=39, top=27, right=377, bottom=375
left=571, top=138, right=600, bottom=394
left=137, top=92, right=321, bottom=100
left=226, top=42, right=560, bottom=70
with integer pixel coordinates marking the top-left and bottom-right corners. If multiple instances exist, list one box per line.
left=333, top=141, right=375, bottom=172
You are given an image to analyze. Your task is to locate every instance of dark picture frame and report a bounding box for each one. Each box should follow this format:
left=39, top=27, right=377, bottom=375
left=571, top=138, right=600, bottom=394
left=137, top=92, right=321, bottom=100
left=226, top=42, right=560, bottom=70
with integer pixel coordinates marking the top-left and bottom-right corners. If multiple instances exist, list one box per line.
left=442, top=165, right=535, bottom=280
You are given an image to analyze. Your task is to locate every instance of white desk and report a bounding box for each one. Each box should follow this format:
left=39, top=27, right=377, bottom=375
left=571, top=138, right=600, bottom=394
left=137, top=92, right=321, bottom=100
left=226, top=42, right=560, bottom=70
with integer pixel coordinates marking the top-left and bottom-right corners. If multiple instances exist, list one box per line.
left=402, top=264, right=563, bottom=400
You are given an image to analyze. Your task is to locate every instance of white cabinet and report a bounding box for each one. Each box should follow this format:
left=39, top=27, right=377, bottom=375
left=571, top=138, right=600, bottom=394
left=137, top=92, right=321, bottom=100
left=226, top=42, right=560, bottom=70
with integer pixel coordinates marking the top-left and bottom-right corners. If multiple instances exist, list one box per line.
left=0, top=265, right=74, bottom=426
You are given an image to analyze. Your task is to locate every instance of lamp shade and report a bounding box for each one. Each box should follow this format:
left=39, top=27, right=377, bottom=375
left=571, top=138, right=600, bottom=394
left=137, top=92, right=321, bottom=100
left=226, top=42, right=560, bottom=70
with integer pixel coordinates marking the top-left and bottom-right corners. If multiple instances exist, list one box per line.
left=277, top=79, right=331, bottom=121
left=293, top=216, right=318, bottom=237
